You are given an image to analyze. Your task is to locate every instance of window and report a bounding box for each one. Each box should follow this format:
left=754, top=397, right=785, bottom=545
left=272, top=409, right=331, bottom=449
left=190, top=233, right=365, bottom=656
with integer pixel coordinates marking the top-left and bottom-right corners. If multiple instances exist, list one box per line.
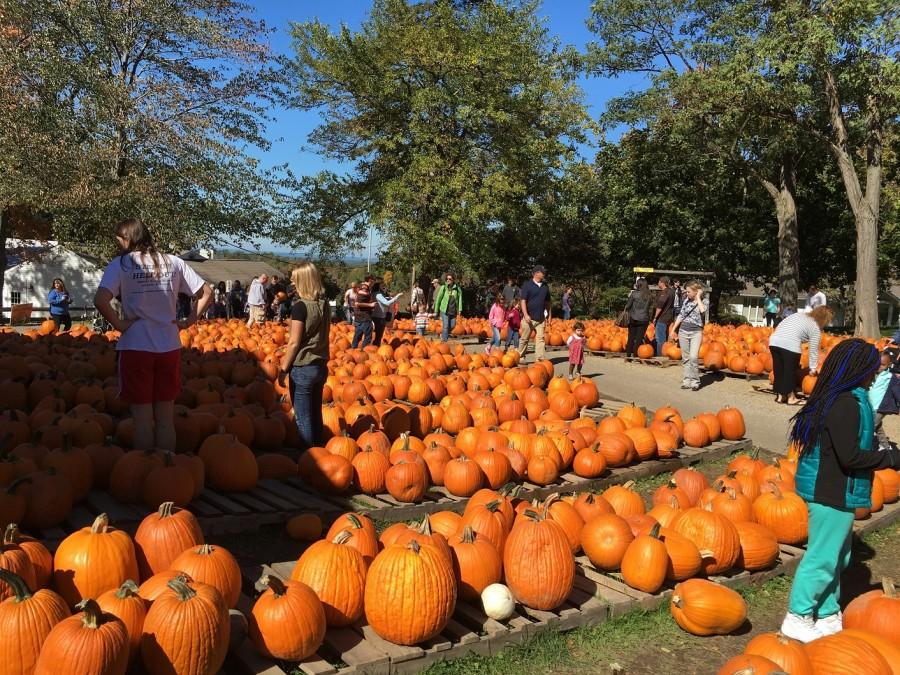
left=9, top=291, right=20, bottom=305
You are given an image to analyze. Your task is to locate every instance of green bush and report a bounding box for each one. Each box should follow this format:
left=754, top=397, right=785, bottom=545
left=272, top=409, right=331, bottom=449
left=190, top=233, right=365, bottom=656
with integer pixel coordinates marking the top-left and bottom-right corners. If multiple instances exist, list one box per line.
left=717, top=312, right=749, bottom=326
left=590, top=286, right=632, bottom=319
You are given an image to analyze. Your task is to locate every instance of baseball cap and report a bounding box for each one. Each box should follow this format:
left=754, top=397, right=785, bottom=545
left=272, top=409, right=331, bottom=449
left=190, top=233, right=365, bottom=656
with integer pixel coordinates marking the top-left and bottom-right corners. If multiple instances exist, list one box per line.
left=533, top=265, right=546, bottom=274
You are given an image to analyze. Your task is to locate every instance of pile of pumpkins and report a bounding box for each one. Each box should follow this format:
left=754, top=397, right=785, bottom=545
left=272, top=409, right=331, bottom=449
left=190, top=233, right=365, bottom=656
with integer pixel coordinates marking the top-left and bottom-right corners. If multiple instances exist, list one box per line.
left=297, top=397, right=749, bottom=503
left=0, top=319, right=757, bottom=530
left=717, top=579, right=900, bottom=674
left=0, top=504, right=242, bottom=673
left=281, top=442, right=899, bottom=655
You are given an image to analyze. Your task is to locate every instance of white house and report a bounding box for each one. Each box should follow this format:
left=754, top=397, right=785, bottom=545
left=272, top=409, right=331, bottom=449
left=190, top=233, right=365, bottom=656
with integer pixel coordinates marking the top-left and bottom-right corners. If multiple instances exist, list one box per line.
left=3, top=240, right=103, bottom=319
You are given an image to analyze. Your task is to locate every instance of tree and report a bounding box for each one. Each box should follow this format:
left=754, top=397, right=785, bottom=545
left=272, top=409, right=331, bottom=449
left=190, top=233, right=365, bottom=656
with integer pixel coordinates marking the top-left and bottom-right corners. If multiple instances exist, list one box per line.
left=586, top=0, right=900, bottom=336
left=0, top=0, right=289, bottom=301
left=284, top=0, right=589, bottom=278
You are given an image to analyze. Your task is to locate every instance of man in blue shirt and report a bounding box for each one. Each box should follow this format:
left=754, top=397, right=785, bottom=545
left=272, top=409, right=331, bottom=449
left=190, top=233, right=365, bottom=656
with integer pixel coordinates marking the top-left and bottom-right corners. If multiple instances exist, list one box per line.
left=519, top=265, right=551, bottom=361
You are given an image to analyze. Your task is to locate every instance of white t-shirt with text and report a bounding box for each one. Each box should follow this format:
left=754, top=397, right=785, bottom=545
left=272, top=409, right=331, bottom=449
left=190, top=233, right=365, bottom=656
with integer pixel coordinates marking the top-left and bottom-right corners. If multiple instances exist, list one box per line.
left=99, top=252, right=205, bottom=352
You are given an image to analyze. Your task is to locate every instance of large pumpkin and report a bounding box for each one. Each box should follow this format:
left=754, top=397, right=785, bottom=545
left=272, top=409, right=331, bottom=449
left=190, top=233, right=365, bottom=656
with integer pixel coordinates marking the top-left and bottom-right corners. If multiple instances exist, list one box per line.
left=734, top=522, right=780, bottom=571
left=716, top=406, right=746, bottom=440
left=580, top=513, right=633, bottom=571
left=0, top=568, right=70, bottom=675
left=249, top=576, right=326, bottom=662
left=291, top=531, right=367, bottom=626
left=504, top=508, right=574, bottom=610
left=670, top=579, right=747, bottom=636
left=448, top=526, right=502, bottom=602
left=752, top=483, right=808, bottom=545
left=804, top=632, right=892, bottom=675
left=34, top=598, right=129, bottom=675
left=133, top=502, right=204, bottom=581
left=843, top=578, right=900, bottom=640
left=198, top=433, right=259, bottom=492
left=169, top=544, right=241, bottom=609
left=744, top=632, right=813, bottom=675
left=364, top=540, right=456, bottom=645
left=141, top=578, right=230, bottom=675
left=670, top=507, right=740, bottom=575
left=620, top=523, right=668, bottom=593
left=53, top=513, right=139, bottom=609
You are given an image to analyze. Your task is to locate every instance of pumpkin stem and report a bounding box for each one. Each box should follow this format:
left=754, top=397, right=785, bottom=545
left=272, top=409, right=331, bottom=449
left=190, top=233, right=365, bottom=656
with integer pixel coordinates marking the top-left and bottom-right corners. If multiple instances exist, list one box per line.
left=460, top=525, right=477, bottom=544
left=346, top=513, right=363, bottom=530
left=648, top=522, right=662, bottom=539
left=197, top=544, right=214, bottom=555
left=726, top=488, right=738, bottom=500
left=158, top=502, right=176, bottom=518
left=672, top=594, right=683, bottom=608
left=332, top=530, right=353, bottom=545
left=0, top=568, right=32, bottom=602
left=668, top=496, right=679, bottom=509
left=115, top=580, right=140, bottom=599
left=262, top=575, right=288, bottom=597
left=90, top=513, right=110, bottom=534
left=407, top=539, right=421, bottom=554
left=167, top=577, right=197, bottom=601
left=882, top=577, right=896, bottom=598
left=623, top=480, right=635, bottom=491
left=697, top=549, right=715, bottom=559
left=75, top=598, right=105, bottom=629
left=417, top=516, right=434, bottom=535
left=485, top=499, right=502, bottom=512
left=767, top=480, right=783, bottom=499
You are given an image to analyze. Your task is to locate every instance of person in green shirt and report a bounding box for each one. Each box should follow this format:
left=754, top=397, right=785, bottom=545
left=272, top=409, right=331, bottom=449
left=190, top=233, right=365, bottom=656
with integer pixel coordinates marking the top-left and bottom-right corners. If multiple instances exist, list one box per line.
left=434, top=273, right=464, bottom=341
left=764, top=288, right=782, bottom=327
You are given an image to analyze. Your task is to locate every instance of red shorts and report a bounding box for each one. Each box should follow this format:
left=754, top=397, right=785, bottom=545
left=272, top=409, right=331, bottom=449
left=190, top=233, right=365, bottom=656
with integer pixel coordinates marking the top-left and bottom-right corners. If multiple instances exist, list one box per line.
left=118, top=350, right=181, bottom=404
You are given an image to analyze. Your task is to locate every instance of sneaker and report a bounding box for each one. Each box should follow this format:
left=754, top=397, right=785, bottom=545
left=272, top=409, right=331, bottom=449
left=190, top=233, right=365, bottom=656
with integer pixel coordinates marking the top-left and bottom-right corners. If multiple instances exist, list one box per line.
left=691, top=385, right=700, bottom=391
left=815, top=611, right=843, bottom=636
left=781, top=612, right=823, bottom=643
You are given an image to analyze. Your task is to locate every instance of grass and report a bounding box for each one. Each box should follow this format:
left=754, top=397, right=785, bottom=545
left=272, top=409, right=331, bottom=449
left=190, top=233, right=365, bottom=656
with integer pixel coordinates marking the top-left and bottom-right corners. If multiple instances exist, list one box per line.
left=424, top=577, right=795, bottom=675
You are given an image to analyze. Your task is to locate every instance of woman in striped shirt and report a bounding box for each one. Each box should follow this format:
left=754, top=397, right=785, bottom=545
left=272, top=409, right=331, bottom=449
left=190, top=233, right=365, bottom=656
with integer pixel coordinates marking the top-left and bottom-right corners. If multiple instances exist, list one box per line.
left=768, top=306, right=834, bottom=405
left=669, top=281, right=706, bottom=391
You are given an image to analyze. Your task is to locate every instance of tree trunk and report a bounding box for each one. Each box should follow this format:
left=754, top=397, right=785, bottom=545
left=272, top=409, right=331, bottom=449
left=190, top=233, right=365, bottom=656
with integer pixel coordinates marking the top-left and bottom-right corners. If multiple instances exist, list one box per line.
left=0, top=208, right=8, bottom=312
left=822, top=70, right=882, bottom=337
left=755, top=159, right=800, bottom=311
left=708, top=285, right=722, bottom=321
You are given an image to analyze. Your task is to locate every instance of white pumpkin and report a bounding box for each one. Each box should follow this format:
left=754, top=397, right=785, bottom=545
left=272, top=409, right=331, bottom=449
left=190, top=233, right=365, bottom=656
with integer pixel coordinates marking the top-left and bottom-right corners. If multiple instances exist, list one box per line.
left=481, top=583, right=515, bottom=621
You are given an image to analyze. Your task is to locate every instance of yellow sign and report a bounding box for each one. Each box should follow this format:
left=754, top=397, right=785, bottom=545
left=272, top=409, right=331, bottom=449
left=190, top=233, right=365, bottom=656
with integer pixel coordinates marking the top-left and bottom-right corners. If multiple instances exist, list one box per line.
left=633, top=267, right=654, bottom=273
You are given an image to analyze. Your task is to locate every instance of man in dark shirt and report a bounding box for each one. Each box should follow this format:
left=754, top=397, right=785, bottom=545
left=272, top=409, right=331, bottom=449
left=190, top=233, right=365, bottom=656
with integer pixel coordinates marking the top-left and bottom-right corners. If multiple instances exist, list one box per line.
left=501, top=277, right=519, bottom=305
left=652, top=276, right=676, bottom=356
left=519, top=265, right=551, bottom=361
left=350, top=282, right=376, bottom=348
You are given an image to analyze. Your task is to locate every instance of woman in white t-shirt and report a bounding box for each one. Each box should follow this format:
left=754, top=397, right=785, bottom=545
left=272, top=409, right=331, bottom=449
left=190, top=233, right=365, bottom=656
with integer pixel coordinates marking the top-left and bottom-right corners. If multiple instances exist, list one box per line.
left=94, top=219, right=212, bottom=451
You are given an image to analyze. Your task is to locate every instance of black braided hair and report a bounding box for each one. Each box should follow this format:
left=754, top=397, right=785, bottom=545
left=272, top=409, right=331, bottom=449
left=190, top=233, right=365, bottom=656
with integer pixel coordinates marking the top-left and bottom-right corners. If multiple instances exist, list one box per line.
left=789, top=338, right=879, bottom=455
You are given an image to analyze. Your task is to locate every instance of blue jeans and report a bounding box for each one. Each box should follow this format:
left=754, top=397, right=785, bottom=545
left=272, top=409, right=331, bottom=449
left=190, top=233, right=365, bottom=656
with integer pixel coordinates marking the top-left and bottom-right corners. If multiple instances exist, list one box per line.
left=490, top=326, right=501, bottom=348
left=351, top=320, right=372, bottom=348
left=416, top=326, right=426, bottom=336
left=563, top=308, right=571, bottom=321
left=441, top=313, right=457, bottom=341
left=654, top=321, right=669, bottom=356
left=505, top=330, right=519, bottom=349
left=289, top=361, right=327, bottom=450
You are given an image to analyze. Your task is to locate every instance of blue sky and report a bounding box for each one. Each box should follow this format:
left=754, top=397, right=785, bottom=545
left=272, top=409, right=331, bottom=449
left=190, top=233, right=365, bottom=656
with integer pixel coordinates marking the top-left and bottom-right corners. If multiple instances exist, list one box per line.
left=236, top=1, right=648, bottom=253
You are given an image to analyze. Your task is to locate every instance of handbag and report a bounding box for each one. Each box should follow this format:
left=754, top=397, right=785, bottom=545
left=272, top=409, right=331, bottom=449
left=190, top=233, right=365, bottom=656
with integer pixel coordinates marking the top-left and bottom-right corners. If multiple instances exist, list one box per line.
left=615, top=309, right=629, bottom=328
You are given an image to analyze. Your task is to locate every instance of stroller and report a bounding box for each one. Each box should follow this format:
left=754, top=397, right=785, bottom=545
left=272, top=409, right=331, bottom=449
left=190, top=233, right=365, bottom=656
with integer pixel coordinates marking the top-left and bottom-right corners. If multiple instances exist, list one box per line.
left=90, top=309, right=113, bottom=333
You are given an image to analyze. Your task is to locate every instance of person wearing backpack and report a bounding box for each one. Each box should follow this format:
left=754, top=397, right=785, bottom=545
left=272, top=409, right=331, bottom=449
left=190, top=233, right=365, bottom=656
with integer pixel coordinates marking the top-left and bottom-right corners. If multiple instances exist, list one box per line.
left=624, top=278, right=652, bottom=358
left=434, top=273, right=464, bottom=342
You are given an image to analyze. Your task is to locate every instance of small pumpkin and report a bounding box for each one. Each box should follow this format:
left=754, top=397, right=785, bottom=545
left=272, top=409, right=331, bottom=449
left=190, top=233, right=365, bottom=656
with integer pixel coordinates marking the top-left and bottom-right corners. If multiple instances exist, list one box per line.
left=621, top=523, right=668, bottom=593
left=97, top=579, right=147, bottom=665
left=448, top=526, right=502, bottom=601
left=0, top=568, right=70, bottom=674
left=286, top=513, right=323, bottom=541
left=670, top=579, right=747, bottom=636
left=249, top=575, right=326, bottom=661
left=580, top=513, right=634, bottom=571
left=744, top=632, right=813, bottom=675
left=843, top=577, right=900, bottom=640
left=481, top=582, right=515, bottom=621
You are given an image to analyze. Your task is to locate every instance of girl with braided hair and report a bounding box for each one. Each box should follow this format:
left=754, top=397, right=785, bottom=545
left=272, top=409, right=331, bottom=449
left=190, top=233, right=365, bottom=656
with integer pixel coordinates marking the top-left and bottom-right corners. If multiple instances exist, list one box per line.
left=781, top=338, right=899, bottom=642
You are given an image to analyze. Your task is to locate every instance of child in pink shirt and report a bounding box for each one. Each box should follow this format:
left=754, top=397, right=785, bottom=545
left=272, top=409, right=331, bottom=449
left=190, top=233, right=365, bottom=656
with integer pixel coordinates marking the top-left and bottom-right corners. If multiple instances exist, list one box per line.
left=567, top=321, right=586, bottom=379
left=487, top=295, right=506, bottom=354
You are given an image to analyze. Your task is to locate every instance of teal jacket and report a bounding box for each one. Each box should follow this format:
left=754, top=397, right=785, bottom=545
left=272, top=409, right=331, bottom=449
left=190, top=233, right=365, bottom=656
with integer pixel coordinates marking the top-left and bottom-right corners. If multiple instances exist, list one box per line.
left=434, top=283, right=463, bottom=316
left=794, top=388, right=896, bottom=509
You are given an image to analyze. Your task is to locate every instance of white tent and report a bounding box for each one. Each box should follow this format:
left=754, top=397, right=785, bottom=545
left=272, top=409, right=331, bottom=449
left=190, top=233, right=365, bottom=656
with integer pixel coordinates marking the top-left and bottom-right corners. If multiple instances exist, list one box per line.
left=3, top=242, right=103, bottom=319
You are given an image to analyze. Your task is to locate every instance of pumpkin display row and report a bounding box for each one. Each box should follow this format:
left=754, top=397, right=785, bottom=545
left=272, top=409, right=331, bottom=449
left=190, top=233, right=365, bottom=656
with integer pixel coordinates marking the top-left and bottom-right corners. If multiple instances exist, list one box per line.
left=294, top=402, right=748, bottom=503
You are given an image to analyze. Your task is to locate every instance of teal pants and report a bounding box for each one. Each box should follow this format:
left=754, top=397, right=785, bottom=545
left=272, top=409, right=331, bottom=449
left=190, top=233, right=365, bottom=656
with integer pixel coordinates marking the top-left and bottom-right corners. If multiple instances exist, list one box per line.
left=788, top=502, right=854, bottom=618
